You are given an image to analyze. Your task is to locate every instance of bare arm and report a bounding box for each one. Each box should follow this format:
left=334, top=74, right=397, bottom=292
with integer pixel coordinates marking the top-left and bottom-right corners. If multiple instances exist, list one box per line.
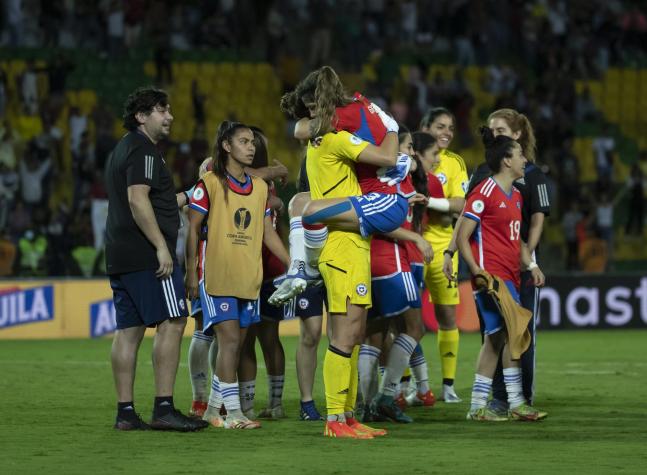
left=356, top=132, right=399, bottom=167
left=184, top=209, right=203, bottom=300
left=448, top=197, right=466, bottom=214
left=384, top=227, right=433, bottom=263
left=263, top=215, right=290, bottom=267
left=128, top=184, right=172, bottom=278
left=176, top=191, right=188, bottom=208
left=294, top=118, right=311, bottom=140
left=456, top=217, right=481, bottom=275
left=246, top=159, right=289, bottom=185
left=522, top=241, right=545, bottom=287
left=526, top=212, right=545, bottom=255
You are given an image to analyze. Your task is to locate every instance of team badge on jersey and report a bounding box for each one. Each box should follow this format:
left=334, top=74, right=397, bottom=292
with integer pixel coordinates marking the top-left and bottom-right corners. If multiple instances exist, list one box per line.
left=178, top=299, right=185, bottom=310
left=461, top=181, right=469, bottom=193
left=192, top=187, right=204, bottom=200
left=220, top=302, right=230, bottom=312
left=349, top=134, right=363, bottom=145
left=356, top=283, right=368, bottom=296
left=436, top=172, right=447, bottom=185
left=234, top=208, right=252, bottom=231
left=472, top=200, right=484, bottom=213
left=298, top=298, right=309, bottom=310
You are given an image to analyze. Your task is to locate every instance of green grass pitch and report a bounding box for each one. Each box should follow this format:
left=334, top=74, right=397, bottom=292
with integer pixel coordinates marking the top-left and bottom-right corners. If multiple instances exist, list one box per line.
left=1, top=330, right=646, bottom=474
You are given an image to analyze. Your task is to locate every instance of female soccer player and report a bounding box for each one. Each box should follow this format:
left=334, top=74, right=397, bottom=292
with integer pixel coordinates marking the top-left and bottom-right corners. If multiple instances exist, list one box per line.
left=185, top=121, right=289, bottom=429
left=443, top=108, right=550, bottom=412
left=271, top=66, right=428, bottom=305
left=458, top=128, right=547, bottom=422
left=419, top=108, right=469, bottom=402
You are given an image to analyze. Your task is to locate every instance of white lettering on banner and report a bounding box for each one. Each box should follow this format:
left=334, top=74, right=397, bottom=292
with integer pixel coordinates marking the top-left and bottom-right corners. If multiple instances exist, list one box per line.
left=605, top=287, right=632, bottom=326
left=566, top=288, right=598, bottom=326
left=538, top=287, right=560, bottom=326
left=635, top=278, right=647, bottom=324
left=93, top=302, right=116, bottom=337
left=31, top=289, right=50, bottom=321
left=0, top=287, right=54, bottom=329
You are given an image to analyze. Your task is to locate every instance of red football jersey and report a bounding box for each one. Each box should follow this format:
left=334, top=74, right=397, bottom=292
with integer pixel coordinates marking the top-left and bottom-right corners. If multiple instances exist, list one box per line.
left=334, top=93, right=415, bottom=197
left=371, top=235, right=412, bottom=277
left=463, top=177, right=523, bottom=288
left=262, top=183, right=285, bottom=280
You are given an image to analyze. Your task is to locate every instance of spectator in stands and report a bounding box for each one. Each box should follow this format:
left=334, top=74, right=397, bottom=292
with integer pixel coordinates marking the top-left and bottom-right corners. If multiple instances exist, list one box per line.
left=562, top=200, right=583, bottom=270
left=625, top=162, right=645, bottom=237
left=106, top=0, right=125, bottom=58
left=592, top=124, right=615, bottom=190
left=0, top=161, right=19, bottom=232
left=124, top=0, right=146, bottom=49
left=45, top=204, right=70, bottom=276
left=18, top=229, right=48, bottom=276
left=19, top=140, right=52, bottom=209
left=0, top=120, right=19, bottom=170
left=72, top=131, right=95, bottom=213
left=0, top=67, right=7, bottom=117
left=8, top=199, right=31, bottom=242
left=20, top=60, right=39, bottom=115
left=90, top=169, right=108, bottom=251
left=0, top=233, right=17, bottom=276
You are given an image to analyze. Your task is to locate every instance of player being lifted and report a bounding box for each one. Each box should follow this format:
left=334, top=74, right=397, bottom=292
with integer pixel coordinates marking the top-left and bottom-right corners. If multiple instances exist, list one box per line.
left=458, top=127, right=547, bottom=422
left=270, top=66, right=430, bottom=306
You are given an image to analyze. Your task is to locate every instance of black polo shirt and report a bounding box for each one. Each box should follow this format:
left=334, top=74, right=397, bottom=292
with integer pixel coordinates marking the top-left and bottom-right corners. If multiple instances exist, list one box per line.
left=104, top=131, right=179, bottom=275
left=467, top=162, right=551, bottom=242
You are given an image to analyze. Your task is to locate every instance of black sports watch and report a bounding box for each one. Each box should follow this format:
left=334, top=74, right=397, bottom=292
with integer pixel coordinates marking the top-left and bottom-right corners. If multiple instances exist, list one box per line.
left=443, top=249, right=456, bottom=258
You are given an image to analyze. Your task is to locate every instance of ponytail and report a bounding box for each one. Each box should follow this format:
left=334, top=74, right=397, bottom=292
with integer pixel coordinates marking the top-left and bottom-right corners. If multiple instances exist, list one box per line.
left=487, top=108, right=536, bottom=163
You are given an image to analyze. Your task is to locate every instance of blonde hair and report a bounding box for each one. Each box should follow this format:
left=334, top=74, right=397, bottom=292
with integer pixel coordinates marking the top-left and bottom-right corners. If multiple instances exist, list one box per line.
left=487, top=108, right=537, bottom=163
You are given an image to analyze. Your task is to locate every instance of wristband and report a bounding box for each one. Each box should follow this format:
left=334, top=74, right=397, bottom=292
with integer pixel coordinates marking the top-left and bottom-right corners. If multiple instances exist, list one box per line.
left=527, top=262, right=538, bottom=270
left=443, top=249, right=455, bottom=258
left=427, top=197, right=450, bottom=212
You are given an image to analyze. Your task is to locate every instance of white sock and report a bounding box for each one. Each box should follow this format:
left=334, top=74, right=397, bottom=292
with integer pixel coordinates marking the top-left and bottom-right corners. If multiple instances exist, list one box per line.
left=503, top=367, right=525, bottom=409
left=303, top=223, right=328, bottom=272
left=221, top=381, right=241, bottom=414
left=207, top=375, right=222, bottom=410
left=188, top=331, right=213, bottom=401
left=382, top=334, right=417, bottom=397
left=239, top=380, right=256, bottom=413
left=358, top=344, right=380, bottom=404
left=268, top=375, right=285, bottom=408
left=409, top=346, right=430, bottom=393
left=470, top=374, right=492, bottom=411
left=289, top=217, right=306, bottom=263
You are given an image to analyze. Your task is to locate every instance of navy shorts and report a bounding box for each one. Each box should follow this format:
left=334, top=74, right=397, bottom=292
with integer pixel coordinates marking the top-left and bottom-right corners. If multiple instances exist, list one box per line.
left=474, top=280, right=520, bottom=335
left=259, top=280, right=286, bottom=321
left=287, top=285, right=326, bottom=320
left=110, top=265, right=188, bottom=329
left=411, top=262, right=424, bottom=289
left=369, top=271, right=421, bottom=319
left=200, top=282, right=260, bottom=335
left=349, top=192, right=409, bottom=238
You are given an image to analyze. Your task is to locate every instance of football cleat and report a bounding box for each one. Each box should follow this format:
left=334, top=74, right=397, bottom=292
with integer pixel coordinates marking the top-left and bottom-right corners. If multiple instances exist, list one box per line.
left=509, top=403, right=548, bottom=422
left=299, top=401, right=324, bottom=421
left=114, top=413, right=150, bottom=431
left=346, top=417, right=387, bottom=437
left=394, top=393, right=408, bottom=410
left=224, top=414, right=261, bottom=429
left=323, top=420, right=371, bottom=439
left=486, top=399, right=509, bottom=418
left=243, top=408, right=257, bottom=420
left=441, top=384, right=462, bottom=403
left=406, top=390, right=436, bottom=407
left=258, top=405, right=286, bottom=420
left=150, top=408, right=209, bottom=432
left=375, top=395, right=413, bottom=423
left=269, top=260, right=317, bottom=305
left=203, top=405, right=225, bottom=428
left=466, top=407, right=509, bottom=422
left=189, top=400, right=208, bottom=418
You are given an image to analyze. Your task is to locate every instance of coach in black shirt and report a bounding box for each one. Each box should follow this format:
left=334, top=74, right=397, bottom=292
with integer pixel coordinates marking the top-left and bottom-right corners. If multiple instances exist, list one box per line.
left=105, top=87, right=206, bottom=432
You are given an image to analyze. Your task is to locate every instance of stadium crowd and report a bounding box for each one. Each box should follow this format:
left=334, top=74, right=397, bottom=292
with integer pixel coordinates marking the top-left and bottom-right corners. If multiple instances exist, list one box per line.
left=0, top=0, right=646, bottom=277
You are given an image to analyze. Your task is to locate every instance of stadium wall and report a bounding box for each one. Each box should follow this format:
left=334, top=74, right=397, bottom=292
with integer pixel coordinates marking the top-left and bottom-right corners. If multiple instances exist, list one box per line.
left=0, top=275, right=645, bottom=339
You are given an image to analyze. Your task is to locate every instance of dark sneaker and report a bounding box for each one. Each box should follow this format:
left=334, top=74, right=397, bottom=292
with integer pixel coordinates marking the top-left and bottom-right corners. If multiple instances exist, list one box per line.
left=375, top=395, right=413, bottom=423
left=114, top=413, right=150, bottom=431
left=151, top=408, right=208, bottom=432
left=299, top=400, right=324, bottom=421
